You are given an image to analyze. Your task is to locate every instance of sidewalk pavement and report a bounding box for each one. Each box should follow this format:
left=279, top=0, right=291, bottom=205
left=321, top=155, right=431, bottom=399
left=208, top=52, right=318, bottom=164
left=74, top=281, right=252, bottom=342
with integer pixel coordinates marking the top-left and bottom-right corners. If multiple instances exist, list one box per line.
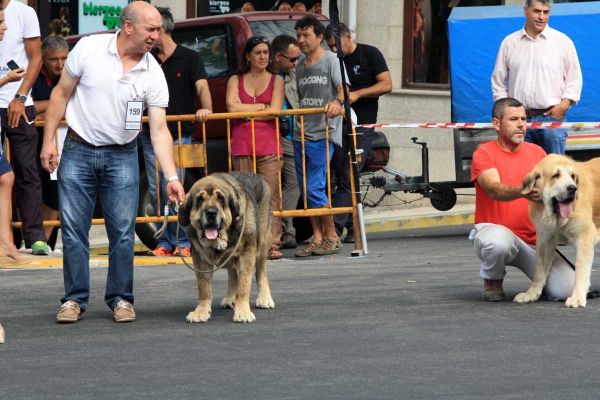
left=4, top=204, right=475, bottom=269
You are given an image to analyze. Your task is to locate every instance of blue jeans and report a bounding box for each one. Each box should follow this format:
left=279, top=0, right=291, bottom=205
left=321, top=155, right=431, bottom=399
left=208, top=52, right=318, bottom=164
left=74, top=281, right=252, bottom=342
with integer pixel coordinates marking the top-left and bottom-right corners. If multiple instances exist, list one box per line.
left=58, top=135, right=139, bottom=311
left=140, top=131, right=191, bottom=250
left=525, top=114, right=568, bottom=155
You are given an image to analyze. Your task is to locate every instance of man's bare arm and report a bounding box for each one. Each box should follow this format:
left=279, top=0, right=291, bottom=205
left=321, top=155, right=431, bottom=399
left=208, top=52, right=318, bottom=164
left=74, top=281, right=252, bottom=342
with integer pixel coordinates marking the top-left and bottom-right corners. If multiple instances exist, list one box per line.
left=477, top=168, right=541, bottom=202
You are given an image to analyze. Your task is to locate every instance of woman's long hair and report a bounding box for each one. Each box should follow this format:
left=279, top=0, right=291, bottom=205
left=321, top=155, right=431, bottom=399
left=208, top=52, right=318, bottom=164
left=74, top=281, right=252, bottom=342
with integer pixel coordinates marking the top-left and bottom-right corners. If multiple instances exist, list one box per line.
left=237, top=36, right=277, bottom=75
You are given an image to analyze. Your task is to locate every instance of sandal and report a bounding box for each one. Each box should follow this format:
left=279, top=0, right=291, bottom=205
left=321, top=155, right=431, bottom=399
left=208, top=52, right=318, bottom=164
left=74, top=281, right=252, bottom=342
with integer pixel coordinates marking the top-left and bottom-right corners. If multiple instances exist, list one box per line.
left=268, top=247, right=283, bottom=260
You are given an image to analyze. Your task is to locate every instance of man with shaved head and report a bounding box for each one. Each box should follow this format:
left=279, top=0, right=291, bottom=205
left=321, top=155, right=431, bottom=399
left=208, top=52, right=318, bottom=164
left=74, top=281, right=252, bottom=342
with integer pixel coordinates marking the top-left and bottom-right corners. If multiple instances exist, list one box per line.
left=41, top=1, right=185, bottom=324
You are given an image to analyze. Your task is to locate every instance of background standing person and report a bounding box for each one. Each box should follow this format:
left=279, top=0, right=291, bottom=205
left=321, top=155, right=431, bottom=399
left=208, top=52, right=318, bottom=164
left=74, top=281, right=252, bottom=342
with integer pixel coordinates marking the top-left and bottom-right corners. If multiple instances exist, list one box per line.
left=470, top=97, right=574, bottom=302
left=0, top=0, right=48, bottom=255
left=141, top=6, right=212, bottom=258
left=40, top=1, right=184, bottom=324
left=271, top=34, right=300, bottom=250
left=0, top=5, right=31, bottom=267
left=324, top=22, right=392, bottom=244
left=0, top=5, right=32, bottom=345
left=226, top=35, right=285, bottom=260
left=293, top=15, right=348, bottom=257
left=491, top=0, right=582, bottom=155
left=32, top=35, right=68, bottom=249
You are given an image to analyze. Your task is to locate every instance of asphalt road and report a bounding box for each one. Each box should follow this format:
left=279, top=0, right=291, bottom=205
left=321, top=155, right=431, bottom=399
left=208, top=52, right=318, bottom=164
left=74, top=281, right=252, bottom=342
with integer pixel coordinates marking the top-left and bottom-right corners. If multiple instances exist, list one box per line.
left=2, top=225, right=600, bottom=400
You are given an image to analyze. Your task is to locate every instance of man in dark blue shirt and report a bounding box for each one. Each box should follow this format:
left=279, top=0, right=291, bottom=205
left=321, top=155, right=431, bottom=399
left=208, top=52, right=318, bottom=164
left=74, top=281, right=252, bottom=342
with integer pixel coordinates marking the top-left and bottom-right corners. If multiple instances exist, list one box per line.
left=32, top=35, right=68, bottom=248
left=142, top=6, right=212, bottom=257
left=325, top=23, right=392, bottom=244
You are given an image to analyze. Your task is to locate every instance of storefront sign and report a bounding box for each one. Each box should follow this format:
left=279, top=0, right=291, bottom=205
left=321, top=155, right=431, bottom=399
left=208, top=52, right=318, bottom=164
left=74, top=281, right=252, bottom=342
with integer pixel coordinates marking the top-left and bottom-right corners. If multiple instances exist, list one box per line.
left=78, top=0, right=149, bottom=34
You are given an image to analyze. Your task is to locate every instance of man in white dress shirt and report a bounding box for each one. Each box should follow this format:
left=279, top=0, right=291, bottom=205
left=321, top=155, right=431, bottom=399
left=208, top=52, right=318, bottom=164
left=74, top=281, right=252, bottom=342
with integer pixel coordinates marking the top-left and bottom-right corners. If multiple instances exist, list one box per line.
left=491, top=0, right=582, bottom=155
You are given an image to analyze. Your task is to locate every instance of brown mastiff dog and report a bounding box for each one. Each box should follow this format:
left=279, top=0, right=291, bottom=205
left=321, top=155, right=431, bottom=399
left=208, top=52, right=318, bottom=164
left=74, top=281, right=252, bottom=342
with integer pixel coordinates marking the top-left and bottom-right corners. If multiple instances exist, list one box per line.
left=179, top=171, right=275, bottom=322
left=517, top=154, right=600, bottom=307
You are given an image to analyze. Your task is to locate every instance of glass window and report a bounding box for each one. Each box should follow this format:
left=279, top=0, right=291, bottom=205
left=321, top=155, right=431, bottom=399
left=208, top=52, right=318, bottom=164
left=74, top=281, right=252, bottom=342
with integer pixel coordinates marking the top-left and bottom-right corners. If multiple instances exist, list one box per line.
left=403, top=0, right=503, bottom=90
left=172, top=25, right=232, bottom=78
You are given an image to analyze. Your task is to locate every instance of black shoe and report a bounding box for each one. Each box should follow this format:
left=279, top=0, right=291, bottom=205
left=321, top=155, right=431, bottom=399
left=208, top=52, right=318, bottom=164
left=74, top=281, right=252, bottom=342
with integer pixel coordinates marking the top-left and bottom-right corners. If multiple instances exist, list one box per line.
left=344, top=229, right=355, bottom=244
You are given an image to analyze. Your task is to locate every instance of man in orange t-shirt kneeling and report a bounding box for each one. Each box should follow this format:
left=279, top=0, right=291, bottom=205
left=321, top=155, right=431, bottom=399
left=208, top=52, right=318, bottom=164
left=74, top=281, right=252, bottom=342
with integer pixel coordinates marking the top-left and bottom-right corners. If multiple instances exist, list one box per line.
left=470, top=97, right=575, bottom=302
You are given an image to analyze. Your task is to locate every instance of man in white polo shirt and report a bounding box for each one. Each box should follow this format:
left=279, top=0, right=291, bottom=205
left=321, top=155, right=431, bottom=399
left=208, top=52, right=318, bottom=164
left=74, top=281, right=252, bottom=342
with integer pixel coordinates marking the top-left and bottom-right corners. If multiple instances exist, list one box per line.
left=40, top=1, right=185, bottom=324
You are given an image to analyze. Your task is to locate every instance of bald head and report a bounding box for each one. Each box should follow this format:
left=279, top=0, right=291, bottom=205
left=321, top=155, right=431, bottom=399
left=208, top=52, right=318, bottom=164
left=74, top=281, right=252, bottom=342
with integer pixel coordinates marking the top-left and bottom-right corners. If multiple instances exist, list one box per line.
left=118, top=1, right=162, bottom=55
left=120, top=0, right=160, bottom=28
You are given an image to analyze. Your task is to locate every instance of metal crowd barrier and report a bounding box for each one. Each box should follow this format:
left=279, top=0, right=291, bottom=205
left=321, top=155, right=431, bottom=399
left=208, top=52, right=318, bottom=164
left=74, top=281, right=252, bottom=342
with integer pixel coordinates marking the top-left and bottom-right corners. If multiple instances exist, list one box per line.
left=9, top=107, right=364, bottom=253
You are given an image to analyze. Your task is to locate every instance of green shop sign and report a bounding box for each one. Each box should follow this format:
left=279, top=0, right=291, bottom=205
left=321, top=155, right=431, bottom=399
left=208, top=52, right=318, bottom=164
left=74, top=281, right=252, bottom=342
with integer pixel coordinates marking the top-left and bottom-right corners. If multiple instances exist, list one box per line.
left=83, top=2, right=122, bottom=30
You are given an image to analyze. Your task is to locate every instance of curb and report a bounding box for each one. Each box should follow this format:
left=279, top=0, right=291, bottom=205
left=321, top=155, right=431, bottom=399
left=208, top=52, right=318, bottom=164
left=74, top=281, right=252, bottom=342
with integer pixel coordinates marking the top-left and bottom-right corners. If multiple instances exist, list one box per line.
left=1, top=209, right=475, bottom=269
left=364, top=210, right=474, bottom=232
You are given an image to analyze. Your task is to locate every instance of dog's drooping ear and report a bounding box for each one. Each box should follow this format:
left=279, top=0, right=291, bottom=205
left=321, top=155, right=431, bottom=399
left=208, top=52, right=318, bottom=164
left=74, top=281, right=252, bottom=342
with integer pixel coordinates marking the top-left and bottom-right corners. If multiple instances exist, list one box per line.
left=228, top=186, right=240, bottom=221
left=178, top=193, right=194, bottom=227
left=522, top=169, right=540, bottom=195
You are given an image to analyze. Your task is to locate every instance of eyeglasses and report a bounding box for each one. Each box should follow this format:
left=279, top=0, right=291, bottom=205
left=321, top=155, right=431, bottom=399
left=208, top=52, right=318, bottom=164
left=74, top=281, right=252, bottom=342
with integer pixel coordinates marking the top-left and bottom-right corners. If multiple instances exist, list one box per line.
left=248, top=36, right=269, bottom=46
left=279, top=53, right=299, bottom=63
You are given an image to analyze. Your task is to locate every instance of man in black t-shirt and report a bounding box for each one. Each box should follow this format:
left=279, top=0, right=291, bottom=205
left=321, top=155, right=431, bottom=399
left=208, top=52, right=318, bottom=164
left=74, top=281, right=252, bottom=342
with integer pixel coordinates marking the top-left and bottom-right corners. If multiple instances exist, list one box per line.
left=142, top=7, right=213, bottom=257
left=325, top=23, right=392, bottom=243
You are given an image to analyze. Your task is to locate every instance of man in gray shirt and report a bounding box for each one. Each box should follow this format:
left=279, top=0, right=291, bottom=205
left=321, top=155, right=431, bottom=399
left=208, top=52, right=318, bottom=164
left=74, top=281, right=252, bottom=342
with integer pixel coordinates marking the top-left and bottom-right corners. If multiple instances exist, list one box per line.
left=293, top=15, right=348, bottom=257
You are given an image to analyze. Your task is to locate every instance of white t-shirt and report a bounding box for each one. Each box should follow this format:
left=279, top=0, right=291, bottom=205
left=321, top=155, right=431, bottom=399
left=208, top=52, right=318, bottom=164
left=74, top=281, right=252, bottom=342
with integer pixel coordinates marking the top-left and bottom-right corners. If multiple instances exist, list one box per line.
left=0, top=1, right=40, bottom=107
left=65, top=31, right=169, bottom=145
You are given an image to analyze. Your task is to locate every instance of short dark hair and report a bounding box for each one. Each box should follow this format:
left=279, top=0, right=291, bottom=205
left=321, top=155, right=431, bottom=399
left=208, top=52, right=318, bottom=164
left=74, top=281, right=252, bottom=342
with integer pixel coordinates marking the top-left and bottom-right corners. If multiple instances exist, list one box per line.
left=271, top=34, right=298, bottom=54
left=492, top=97, right=524, bottom=121
left=324, top=22, right=350, bottom=41
left=155, top=6, right=174, bottom=34
left=41, top=36, right=69, bottom=57
left=525, top=0, right=552, bottom=8
left=294, top=15, right=325, bottom=40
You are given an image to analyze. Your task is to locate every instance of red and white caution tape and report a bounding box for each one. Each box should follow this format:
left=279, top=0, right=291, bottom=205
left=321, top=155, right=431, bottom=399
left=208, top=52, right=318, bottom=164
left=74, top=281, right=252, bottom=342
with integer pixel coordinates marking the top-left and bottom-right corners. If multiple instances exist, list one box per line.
left=357, top=122, right=600, bottom=130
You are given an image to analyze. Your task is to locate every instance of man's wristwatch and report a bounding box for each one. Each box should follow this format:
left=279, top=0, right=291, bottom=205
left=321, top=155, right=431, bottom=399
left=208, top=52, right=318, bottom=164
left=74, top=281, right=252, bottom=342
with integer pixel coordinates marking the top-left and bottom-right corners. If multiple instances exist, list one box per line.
left=165, top=176, right=179, bottom=184
left=14, top=94, right=27, bottom=103
left=332, top=97, right=343, bottom=107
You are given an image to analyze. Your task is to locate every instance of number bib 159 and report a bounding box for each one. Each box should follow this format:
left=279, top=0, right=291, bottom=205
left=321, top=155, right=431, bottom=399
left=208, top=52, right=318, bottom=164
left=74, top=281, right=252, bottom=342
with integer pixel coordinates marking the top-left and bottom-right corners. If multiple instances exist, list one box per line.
left=125, top=101, right=143, bottom=130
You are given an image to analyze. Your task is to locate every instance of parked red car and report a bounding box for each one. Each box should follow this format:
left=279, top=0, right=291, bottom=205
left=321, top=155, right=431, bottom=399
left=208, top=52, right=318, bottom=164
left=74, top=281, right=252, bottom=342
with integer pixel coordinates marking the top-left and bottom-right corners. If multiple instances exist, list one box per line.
left=62, top=11, right=389, bottom=247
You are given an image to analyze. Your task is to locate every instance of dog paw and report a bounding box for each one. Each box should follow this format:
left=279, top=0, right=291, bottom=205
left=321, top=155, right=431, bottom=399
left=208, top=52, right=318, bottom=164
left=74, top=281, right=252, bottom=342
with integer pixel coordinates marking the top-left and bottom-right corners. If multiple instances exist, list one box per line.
left=220, top=297, right=235, bottom=309
left=233, top=309, right=256, bottom=323
left=256, top=296, right=275, bottom=309
left=565, top=295, right=587, bottom=308
left=186, top=309, right=211, bottom=323
left=513, top=291, right=540, bottom=303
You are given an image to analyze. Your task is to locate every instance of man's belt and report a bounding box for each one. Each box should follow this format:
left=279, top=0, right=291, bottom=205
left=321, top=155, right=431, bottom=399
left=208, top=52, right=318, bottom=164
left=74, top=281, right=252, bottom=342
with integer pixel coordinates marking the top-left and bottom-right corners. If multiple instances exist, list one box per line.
left=525, top=107, right=552, bottom=118
left=67, top=127, right=92, bottom=145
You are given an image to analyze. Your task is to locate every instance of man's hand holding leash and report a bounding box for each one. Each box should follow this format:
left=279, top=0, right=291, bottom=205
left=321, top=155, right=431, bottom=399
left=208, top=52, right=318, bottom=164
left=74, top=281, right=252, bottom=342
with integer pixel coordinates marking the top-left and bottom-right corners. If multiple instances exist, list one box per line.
left=166, top=179, right=185, bottom=205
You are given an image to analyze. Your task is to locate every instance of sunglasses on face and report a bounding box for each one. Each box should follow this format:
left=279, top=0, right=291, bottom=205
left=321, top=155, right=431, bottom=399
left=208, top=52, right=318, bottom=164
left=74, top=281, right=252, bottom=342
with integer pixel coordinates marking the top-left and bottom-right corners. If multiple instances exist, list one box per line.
left=279, top=53, right=299, bottom=63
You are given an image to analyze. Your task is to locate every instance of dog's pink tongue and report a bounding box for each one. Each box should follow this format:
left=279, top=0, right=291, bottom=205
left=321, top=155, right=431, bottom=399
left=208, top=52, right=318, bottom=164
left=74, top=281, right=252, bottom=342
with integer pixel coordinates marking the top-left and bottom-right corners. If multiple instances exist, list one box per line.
left=559, top=202, right=573, bottom=219
left=205, top=228, right=219, bottom=240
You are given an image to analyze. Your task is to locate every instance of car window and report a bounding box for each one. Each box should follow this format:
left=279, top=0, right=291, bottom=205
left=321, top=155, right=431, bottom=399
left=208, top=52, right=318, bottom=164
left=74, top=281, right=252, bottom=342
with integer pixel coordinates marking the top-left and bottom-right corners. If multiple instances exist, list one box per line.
left=172, top=25, right=232, bottom=78
left=249, top=20, right=330, bottom=50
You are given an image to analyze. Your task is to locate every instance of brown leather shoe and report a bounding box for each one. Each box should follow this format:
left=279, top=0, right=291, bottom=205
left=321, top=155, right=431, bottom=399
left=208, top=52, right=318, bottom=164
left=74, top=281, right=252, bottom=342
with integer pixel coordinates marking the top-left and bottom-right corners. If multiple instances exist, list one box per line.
left=281, top=232, right=297, bottom=249
left=114, top=300, right=136, bottom=323
left=56, top=300, right=82, bottom=323
left=483, top=279, right=506, bottom=302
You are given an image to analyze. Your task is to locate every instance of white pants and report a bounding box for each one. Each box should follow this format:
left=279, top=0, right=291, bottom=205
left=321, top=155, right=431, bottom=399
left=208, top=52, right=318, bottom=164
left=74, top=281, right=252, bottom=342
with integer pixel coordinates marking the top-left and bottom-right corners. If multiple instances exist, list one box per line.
left=470, top=223, right=575, bottom=301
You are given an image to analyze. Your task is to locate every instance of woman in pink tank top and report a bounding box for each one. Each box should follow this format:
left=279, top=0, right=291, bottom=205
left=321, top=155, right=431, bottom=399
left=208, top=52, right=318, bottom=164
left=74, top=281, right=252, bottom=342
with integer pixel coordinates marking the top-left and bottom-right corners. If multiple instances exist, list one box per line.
left=226, top=36, right=285, bottom=260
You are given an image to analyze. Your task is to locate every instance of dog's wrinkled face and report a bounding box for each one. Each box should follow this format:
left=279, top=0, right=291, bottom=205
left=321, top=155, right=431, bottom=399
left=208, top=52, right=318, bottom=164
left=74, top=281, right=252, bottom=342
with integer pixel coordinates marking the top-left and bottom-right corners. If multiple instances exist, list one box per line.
left=522, top=154, right=579, bottom=220
left=180, top=177, right=239, bottom=251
